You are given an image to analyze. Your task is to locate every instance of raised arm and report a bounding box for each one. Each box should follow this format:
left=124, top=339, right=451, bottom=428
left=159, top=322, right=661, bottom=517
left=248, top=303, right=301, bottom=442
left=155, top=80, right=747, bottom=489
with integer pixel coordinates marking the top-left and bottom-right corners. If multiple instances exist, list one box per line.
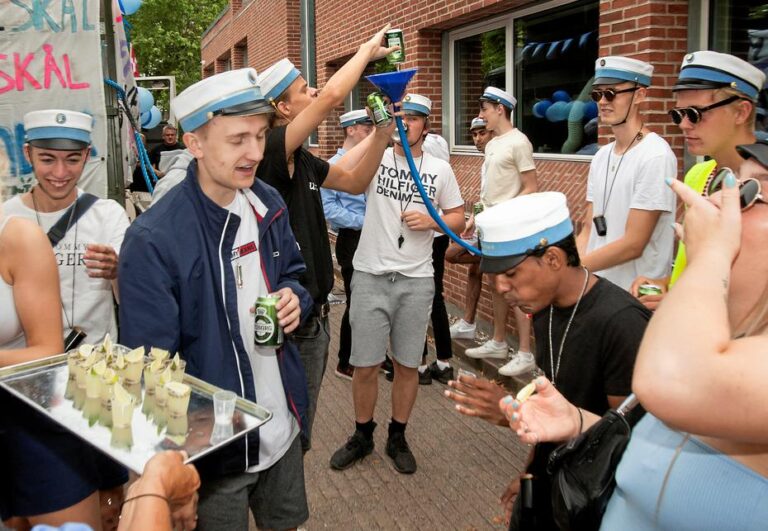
left=283, top=25, right=397, bottom=157
left=633, top=176, right=768, bottom=442
left=2, top=218, right=63, bottom=366
left=323, top=123, right=394, bottom=194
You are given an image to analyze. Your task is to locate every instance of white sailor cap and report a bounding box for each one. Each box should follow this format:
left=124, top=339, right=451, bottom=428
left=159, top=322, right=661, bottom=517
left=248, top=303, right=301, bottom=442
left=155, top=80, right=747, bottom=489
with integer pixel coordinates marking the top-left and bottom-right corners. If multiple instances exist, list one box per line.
left=476, top=192, right=573, bottom=273
left=258, top=59, right=302, bottom=103
left=401, top=93, right=432, bottom=116
left=24, top=109, right=92, bottom=150
left=172, top=68, right=272, bottom=132
left=339, top=109, right=372, bottom=128
left=470, top=117, right=487, bottom=130
left=674, top=51, right=766, bottom=100
left=479, top=86, right=516, bottom=110
left=594, top=56, right=654, bottom=87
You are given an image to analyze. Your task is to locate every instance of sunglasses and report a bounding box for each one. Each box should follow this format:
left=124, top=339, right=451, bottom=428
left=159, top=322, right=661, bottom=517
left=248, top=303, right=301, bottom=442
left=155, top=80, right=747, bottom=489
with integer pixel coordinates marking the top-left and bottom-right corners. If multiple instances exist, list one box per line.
left=704, top=167, right=767, bottom=211
left=590, top=87, right=639, bottom=102
left=668, top=95, right=747, bottom=125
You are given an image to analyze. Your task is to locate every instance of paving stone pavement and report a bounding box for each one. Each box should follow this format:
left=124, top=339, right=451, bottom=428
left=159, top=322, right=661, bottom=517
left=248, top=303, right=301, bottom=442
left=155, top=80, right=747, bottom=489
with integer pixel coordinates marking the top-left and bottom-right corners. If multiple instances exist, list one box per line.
left=270, top=283, right=531, bottom=530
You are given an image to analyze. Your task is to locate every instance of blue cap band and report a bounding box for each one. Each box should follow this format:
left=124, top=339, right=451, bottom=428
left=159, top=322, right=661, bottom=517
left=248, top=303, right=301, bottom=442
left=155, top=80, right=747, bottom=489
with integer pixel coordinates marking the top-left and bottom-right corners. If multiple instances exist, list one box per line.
left=340, top=117, right=372, bottom=127
left=402, top=101, right=430, bottom=116
left=678, top=66, right=760, bottom=99
left=26, top=126, right=91, bottom=145
left=481, top=92, right=515, bottom=110
left=180, top=88, right=268, bottom=131
left=594, top=67, right=652, bottom=87
left=264, top=67, right=301, bottom=102
left=480, top=218, right=573, bottom=257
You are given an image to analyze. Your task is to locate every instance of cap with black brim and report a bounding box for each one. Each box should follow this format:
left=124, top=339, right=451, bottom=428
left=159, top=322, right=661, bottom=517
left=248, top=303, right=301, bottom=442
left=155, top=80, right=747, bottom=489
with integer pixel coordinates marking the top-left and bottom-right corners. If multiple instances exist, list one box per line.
left=593, top=77, right=630, bottom=86
left=28, top=138, right=90, bottom=151
left=736, top=140, right=768, bottom=167
left=672, top=79, right=731, bottom=92
left=480, top=253, right=528, bottom=274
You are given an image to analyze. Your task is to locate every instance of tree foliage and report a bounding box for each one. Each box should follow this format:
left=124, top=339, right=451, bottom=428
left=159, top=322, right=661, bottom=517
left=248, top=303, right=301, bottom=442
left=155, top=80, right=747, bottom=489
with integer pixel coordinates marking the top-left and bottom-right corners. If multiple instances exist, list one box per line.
left=127, top=0, right=228, bottom=104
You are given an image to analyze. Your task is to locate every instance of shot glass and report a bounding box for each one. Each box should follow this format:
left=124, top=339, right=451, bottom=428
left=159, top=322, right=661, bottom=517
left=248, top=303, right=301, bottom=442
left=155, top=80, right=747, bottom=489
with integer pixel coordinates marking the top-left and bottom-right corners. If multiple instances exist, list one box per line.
left=213, top=390, right=236, bottom=425
left=166, top=382, right=191, bottom=418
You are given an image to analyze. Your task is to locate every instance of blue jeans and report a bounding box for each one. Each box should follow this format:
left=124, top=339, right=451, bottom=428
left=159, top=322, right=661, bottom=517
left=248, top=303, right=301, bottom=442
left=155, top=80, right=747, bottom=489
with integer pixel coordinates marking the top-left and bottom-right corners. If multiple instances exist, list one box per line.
left=292, top=314, right=330, bottom=452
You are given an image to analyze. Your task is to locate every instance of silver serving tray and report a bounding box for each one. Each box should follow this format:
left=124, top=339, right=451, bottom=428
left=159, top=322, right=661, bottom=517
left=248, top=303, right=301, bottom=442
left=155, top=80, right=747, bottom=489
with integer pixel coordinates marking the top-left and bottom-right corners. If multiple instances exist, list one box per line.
left=0, top=353, right=272, bottom=474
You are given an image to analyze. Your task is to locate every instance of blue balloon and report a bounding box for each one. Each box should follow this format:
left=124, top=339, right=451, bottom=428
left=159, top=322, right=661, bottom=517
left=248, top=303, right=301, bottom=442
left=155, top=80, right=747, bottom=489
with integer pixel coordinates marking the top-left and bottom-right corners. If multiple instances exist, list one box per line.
left=552, top=90, right=571, bottom=103
left=533, top=100, right=552, bottom=119
left=118, top=0, right=143, bottom=15
left=141, top=106, right=162, bottom=130
left=584, top=100, right=599, bottom=120
left=546, top=101, right=569, bottom=122
left=137, top=87, right=154, bottom=114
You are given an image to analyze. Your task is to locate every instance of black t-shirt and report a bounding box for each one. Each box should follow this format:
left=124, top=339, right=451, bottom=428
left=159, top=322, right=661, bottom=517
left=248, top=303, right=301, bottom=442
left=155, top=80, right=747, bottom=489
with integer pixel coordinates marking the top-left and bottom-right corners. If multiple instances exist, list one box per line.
left=518, top=275, right=650, bottom=531
left=149, top=142, right=183, bottom=169
left=256, top=125, right=332, bottom=305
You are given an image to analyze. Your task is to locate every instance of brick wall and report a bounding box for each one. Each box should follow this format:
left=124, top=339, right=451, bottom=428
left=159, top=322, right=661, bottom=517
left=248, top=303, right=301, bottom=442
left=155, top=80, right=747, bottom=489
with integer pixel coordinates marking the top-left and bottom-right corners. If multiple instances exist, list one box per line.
left=201, top=0, right=691, bottom=341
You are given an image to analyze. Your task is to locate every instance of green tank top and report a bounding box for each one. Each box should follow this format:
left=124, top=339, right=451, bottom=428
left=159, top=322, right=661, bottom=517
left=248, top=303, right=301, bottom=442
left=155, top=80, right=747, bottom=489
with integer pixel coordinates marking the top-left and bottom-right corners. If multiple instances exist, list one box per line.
left=668, top=159, right=718, bottom=286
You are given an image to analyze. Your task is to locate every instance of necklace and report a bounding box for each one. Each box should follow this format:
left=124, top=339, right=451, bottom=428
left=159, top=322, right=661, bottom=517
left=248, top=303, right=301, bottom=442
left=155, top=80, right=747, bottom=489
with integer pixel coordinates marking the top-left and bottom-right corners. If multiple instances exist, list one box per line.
left=548, top=267, right=590, bottom=386
left=391, top=152, right=424, bottom=249
left=31, top=187, right=78, bottom=331
left=600, top=127, right=644, bottom=218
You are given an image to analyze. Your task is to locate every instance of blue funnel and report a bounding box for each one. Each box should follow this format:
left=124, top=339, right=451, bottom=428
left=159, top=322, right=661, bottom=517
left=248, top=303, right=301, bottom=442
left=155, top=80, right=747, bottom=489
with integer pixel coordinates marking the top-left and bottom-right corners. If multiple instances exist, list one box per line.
left=365, top=68, right=418, bottom=101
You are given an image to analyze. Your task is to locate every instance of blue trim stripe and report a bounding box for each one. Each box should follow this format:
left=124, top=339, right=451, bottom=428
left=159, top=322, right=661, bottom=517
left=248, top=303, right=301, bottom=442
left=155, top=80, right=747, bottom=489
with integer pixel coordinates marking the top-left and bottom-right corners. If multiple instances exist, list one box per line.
left=679, top=66, right=759, bottom=99
left=595, top=67, right=651, bottom=86
left=340, top=117, right=372, bottom=127
left=264, top=68, right=301, bottom=102
left=482, top=91, right=515, bottom=109
left=402, top=102, right=430, bottom=116
left=180, top=89, right=267, bottom=131
left=480, top=218, right=573, bottom=257
left=26, top=126, right=91, bottom=144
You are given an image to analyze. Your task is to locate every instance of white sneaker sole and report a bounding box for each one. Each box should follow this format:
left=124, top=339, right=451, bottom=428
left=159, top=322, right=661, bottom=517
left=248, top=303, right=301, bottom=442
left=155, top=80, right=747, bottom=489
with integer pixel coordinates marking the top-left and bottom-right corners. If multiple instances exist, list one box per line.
left=498, top=362, right=534, bottom=377
left=464, top=348, right=508, bottom=360
left=450, top=330, right=476, bottom=340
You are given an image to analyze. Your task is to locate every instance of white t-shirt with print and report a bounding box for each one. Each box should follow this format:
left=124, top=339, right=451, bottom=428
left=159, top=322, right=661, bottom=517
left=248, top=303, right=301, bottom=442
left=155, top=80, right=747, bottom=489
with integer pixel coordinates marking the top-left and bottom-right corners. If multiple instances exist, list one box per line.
left=224, top=190, right=298, bottom=473
left=585, top=132, right=677, bottom=291
left=3, top=190, right=129, bottom=344
left=480, top=128, right=536, bottom=207
left=354, top=148, right=464, bottom=278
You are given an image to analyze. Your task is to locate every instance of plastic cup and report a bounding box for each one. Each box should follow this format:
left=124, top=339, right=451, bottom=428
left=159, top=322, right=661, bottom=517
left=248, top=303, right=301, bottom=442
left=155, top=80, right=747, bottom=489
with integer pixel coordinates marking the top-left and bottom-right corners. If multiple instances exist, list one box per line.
left=170, top=359, right=187, bottom=383
left=166, top=382, right=191, bottom=418
left=213, top=390, right=236, bottom=425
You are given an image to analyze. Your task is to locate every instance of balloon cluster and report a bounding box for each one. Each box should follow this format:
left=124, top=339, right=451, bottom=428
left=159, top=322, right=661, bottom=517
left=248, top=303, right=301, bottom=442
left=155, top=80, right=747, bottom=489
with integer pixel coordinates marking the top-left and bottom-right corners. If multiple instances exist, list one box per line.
left=138, top=87, right=162, bottom=130
left=533, top=90, right=598, bottom=123
left=118, top=0, right=143, bottom=15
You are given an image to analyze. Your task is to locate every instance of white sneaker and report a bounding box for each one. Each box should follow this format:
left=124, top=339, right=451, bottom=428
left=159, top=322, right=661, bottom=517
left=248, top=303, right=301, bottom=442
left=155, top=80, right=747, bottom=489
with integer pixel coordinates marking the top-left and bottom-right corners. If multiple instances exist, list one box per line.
left=450, top=319, right=477, bottom=339
left=465, top=340, right=509, bottom=359
left=498, top=353, right=535, bottom=377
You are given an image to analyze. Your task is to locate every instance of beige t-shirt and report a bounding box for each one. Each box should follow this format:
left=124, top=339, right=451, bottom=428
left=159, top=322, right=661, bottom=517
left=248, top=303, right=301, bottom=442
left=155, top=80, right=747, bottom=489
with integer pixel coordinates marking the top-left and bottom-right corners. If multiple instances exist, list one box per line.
left=480, top=128, right=536, bottom=207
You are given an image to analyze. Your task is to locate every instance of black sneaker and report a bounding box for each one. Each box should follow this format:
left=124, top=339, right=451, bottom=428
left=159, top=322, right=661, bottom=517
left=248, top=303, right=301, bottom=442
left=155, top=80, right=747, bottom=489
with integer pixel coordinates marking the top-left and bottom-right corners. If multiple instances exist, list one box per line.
left=386, top=432, right=417, bottom=474
left=429, top=361, right=454, bottom=385
left=380, top=357, right=394, bottom=374
left=418, top=369, right=432, bottom=385
left=330, top=431, right=374, bottom=470
left=385, top=370, right=394, bottom=382
left=334, top=363, right=354, bottom=381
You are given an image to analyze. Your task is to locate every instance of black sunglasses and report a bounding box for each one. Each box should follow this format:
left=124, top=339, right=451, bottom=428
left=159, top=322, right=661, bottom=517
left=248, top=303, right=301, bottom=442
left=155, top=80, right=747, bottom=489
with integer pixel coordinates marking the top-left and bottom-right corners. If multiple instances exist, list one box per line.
left=704, top=167, right=767, bottom=211
left=668, top=95, right=746, bottom=125
left=590, top=87, right=639, bottom=102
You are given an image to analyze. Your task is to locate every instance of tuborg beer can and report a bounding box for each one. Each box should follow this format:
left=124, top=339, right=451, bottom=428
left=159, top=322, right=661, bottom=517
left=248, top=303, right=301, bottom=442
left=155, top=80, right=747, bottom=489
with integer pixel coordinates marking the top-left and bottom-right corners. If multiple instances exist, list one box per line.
left=637, top=283, right=663, bottom=297
left=385, top=28, right=405, bottom=64
left=254, top=295, right=284, bottom=347
left=367, top=92, right=392, bottom=126
left=473, top=202, right=485, bottom=216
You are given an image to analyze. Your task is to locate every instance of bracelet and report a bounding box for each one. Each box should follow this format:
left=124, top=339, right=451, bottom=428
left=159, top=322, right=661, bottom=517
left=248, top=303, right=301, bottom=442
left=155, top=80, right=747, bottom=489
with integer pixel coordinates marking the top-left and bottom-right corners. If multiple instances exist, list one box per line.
left=575, top=406, right=584, bottom=436
left=120, top=492, right=169, bottom=511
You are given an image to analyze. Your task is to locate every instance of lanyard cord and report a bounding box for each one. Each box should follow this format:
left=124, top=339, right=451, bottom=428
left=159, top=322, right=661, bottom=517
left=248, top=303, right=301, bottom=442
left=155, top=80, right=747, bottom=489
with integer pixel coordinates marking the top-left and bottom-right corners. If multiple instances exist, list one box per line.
left=600, top=128, right=644, bottom=216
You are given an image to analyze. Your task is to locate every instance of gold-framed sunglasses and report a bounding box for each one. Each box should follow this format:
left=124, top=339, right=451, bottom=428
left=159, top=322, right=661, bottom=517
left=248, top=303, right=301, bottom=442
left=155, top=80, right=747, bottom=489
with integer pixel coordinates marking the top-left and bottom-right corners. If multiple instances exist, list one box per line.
left=703, top=167, right=767, bottom=211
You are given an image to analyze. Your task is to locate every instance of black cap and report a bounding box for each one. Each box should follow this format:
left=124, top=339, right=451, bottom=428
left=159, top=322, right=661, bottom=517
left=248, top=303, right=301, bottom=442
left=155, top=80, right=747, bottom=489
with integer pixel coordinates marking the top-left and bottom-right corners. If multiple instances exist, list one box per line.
left=736, top=140, right=768, bottom=168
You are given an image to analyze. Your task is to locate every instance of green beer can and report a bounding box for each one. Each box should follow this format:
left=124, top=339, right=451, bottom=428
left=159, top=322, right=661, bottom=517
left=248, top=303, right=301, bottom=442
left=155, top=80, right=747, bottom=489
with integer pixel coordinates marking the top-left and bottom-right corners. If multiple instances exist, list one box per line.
left=637, top=283, right=663, bottom=297
left=366, top=92, right=392, bottom=126
left=254, top=295, right=284, bottom=347
left=473, top=202, right=485, bottom=216
left=385, top=28, right=405, bottom=64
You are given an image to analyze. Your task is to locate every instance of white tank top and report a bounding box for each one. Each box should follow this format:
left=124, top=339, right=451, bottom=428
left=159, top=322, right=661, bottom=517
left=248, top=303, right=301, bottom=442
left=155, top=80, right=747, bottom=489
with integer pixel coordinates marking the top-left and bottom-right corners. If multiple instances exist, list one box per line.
left=0, top=216, right=25, bottom=349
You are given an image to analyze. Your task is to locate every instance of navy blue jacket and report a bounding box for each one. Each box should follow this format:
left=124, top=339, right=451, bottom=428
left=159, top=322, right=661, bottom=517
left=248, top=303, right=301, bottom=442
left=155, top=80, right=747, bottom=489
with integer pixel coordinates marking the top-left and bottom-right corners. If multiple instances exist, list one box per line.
left=118, top=161, right=312, bottom=478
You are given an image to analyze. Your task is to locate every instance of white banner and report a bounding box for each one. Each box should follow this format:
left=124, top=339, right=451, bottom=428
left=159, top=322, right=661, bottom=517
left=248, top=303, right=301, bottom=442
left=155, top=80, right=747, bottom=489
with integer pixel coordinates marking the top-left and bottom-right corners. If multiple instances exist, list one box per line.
left=0, top=0, right=108, bottom=197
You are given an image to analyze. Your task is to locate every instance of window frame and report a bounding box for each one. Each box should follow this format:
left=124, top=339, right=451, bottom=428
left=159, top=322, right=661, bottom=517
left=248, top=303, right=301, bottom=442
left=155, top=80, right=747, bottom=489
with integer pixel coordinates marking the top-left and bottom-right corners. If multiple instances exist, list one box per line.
left=444, top=0, right=596, bottom=162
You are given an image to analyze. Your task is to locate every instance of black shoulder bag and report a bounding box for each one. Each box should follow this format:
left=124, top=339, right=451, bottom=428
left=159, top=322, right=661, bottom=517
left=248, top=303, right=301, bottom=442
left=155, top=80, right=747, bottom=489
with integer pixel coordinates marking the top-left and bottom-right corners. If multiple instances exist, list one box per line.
left=546, top=394, right=645, bottom=531
left=47, top=193, right=99, bottom=247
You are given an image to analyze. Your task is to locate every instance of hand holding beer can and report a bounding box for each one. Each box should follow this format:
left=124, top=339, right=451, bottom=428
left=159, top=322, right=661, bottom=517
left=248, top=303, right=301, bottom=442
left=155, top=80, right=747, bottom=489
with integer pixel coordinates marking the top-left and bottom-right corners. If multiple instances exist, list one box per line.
left=254, top=295, right=284, bottom=347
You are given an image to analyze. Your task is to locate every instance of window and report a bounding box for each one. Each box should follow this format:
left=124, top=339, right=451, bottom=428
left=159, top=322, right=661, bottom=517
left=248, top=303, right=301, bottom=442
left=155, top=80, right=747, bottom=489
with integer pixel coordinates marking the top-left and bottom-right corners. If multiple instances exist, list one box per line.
left=448, top=0, right=598, bottom=156
left=708, top=1, right=768, bottom=124
left=235, top=39, right=248, bottom=69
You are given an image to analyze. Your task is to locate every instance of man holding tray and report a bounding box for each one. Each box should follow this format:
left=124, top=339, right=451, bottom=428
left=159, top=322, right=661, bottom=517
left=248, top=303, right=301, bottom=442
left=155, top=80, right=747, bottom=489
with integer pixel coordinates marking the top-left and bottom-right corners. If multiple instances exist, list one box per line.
left=119, top=68, right=313, bottom=531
